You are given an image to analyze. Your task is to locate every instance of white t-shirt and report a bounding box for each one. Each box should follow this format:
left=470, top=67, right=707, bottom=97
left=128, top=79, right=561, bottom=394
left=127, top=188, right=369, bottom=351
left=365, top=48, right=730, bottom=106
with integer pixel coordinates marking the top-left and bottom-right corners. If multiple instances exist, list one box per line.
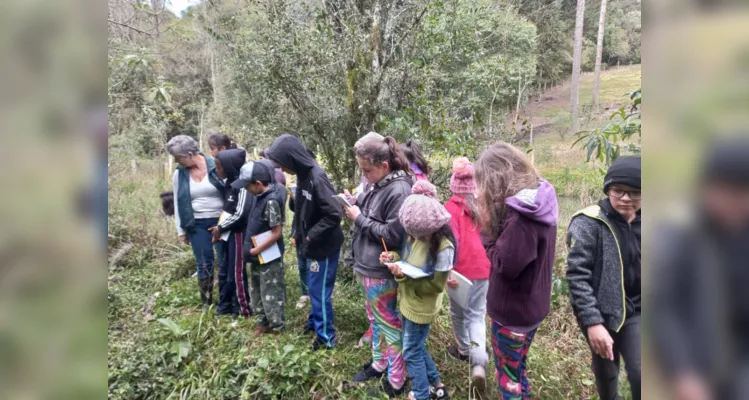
left=172, top=170, right=224, bottom=236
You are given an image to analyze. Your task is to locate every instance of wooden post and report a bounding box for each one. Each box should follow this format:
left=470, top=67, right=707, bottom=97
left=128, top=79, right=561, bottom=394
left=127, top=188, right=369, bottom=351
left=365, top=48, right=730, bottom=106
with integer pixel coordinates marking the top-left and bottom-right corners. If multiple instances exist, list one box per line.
left=164, top=163, right=169, bottom=180
left=530, top=124, right=535, bottom=165
left=131, top=159, right=137, bottom=173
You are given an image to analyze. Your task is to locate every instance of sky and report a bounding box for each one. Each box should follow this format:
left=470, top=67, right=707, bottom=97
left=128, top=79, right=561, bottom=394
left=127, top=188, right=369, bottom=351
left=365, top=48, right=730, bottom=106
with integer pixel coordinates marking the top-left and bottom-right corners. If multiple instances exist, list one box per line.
left=165, top=0, right=200, bottom=16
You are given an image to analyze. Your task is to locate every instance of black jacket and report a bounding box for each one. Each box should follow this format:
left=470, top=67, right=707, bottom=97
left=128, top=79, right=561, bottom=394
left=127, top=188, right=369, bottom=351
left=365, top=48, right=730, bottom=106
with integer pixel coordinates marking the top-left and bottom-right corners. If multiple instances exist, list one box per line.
left=216, top=149, right=254, bottom=234
left=599, top=199, right=641, bottom=316
left=351, top=170, right=412, bottom=279
left=266, top=134, right=344, bottom=259
left=243, top=160, right=287, bottom=262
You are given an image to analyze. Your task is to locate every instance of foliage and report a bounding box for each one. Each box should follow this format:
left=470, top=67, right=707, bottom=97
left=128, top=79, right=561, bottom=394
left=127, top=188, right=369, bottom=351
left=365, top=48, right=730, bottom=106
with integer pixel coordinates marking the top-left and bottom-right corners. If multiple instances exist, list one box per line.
left=573, top=88, right=641, bottom=166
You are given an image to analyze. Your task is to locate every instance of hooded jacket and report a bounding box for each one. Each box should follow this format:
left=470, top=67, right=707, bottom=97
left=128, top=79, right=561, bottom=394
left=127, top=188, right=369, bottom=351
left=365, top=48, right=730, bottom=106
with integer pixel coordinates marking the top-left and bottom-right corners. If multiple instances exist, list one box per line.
left=482, top=180, right=559, bottom=328
left=445, top=195, right=490, bottom=281
left=265, top=134, right=344, bottom=259
left=566, top=199, right=641, bottom=332
left=216, top=149, right=254, bottom=234
left=351, top=170, right=412, bottom=279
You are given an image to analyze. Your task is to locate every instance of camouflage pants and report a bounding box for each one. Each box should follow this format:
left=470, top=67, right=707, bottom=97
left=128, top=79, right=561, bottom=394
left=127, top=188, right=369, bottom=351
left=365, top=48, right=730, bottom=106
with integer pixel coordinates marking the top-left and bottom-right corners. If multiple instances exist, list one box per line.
left=249, top=260, right=286, bottom=332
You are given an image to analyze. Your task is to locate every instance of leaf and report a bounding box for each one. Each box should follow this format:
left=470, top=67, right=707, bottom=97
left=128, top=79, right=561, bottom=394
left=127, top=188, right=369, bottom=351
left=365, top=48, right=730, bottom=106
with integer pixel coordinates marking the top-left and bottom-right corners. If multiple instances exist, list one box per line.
left=257, top=358, right=269, bottom=369
left=283, top=344, right=295, bottom=355
left=582, top=378, right=594, bottom=386
left=157, top=318, right=186, bottom=336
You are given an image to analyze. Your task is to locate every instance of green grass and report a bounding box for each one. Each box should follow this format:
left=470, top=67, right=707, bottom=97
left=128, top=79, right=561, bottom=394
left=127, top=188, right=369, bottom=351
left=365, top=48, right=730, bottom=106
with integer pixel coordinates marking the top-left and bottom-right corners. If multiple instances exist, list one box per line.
left=579, top=65, right=641, bottom=105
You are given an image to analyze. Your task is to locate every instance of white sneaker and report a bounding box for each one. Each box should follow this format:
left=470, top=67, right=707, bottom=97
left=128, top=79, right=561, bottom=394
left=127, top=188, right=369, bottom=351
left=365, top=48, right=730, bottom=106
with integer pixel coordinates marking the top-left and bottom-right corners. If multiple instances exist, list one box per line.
left=296, top=295, right=310, bottom=310
left=231, top=319, right=239, bottom=328
left=192, top=271, right=198, bottom=278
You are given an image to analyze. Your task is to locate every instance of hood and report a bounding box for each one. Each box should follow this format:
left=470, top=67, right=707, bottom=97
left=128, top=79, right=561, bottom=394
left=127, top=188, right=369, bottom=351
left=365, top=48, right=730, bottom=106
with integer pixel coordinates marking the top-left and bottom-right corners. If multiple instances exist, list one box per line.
left=265, top=134, right=316, bottom=175
left=506, top=180, right=559, bottom=226
left=216, top=148, right=247, bottom=184
left=374, top=169, right=411, bottom=189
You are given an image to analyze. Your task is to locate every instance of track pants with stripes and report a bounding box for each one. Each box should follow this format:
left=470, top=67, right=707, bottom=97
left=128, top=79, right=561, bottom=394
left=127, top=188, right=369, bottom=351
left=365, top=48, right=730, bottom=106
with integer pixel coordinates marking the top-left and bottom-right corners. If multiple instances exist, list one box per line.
left=217, top=232, right=252, bottom=318
left=305, top=248, right=340, bottom=348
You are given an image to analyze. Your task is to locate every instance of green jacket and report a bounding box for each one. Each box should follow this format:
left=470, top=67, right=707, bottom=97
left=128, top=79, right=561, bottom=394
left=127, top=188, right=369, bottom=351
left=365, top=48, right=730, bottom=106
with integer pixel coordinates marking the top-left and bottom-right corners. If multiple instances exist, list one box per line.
left=395, top=237, right=454, bottom=325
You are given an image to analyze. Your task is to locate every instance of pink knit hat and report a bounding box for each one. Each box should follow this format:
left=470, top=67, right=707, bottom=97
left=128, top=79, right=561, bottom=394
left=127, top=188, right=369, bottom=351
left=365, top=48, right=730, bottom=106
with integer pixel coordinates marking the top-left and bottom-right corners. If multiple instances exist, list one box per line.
left=450, top=157, right=476, bottom=195
left=399, top=180, right=452, bottom=238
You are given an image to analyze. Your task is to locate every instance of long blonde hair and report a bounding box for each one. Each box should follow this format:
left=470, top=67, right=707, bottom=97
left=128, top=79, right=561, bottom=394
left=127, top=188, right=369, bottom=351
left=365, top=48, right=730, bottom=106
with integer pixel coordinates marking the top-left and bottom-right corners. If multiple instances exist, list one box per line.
left=475, top=142, right=541, bottom=239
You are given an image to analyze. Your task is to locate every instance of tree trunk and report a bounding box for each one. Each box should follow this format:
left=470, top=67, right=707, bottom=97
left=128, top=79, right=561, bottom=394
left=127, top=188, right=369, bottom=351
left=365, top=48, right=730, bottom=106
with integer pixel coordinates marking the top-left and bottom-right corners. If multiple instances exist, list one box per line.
left=592, top=0, right=608, bottom=107
left=570, top=0, right=586, bottom=134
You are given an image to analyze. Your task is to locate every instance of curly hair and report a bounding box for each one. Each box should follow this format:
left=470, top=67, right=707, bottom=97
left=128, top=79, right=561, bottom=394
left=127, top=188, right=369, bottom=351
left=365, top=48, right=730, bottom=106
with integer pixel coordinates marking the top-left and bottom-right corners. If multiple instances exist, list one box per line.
left=475, top=142, right=540, bottom=239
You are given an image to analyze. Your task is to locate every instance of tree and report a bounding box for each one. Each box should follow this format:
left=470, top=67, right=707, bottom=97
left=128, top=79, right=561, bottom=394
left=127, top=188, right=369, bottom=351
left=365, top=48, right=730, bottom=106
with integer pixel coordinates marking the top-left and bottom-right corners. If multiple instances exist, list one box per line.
left=592, top=0, right=607, bottom=107
left=574, top=88, right=640, bottom=166
left=570, top=0, right=586, bottom=134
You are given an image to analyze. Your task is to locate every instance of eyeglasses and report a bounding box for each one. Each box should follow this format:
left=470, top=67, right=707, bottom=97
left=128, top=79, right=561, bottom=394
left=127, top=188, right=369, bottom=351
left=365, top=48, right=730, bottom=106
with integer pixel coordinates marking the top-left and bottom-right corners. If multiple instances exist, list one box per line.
left=609, top=187, right=641, bottom=200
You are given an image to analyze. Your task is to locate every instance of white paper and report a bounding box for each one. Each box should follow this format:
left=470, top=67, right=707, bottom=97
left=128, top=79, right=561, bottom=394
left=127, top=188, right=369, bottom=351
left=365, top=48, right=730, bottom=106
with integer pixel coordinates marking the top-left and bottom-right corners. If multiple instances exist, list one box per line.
left=218, top=211, right=231, bottom=241
left=394, top=261, right=430, bottom=279
left=447, top=270, right=473, bottom=309
left=251, top=230, right=282, bottom=264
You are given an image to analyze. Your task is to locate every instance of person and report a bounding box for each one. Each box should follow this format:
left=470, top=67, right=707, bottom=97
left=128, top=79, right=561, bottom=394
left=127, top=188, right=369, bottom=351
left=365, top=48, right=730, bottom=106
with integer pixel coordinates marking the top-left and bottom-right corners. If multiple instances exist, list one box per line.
left=287, top=182, right=310, bottom=310
left=159, top=191, right=174, bottom=216
left=208, top=133, right=237, bottom=158
left=265, top=134, right=345, bottom=350
left=211, top=149, right=254, bottom=321
left=380, top=180, right=454, bottom=400
left=259, top=148, right=287, bottom=187
left=651, top=139, right=749, bottom=400
left=475, top=142, right=558, bottom=400
left=233, top=161, right=287, bottom=335
left=344, top=135, right=412, bottom=396
left=167, top=135, right=226, bottom=313
left=403, top=140, right=430, bottom=182
left=566, top=156, right=641, bottom=400
left=345, top=131, right=385, bottom=349
left=443, top=157, right=491, bottom=390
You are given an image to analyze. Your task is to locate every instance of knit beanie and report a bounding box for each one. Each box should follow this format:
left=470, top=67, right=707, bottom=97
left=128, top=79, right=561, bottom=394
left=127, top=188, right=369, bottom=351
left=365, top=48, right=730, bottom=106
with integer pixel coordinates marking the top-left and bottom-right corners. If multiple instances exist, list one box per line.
left=354, top=131, right=385, bottom=150
left=603, top=156, right=641, bottom=193
left=399, top=180, right=451, bottom=238
left=450, top=157, right=476, bottom=195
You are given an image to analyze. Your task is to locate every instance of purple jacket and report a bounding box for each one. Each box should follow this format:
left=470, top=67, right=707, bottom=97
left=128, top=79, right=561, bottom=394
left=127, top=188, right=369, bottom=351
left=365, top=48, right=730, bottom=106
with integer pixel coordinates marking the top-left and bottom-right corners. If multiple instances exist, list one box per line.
left=483, top=180, right=559, bottom=328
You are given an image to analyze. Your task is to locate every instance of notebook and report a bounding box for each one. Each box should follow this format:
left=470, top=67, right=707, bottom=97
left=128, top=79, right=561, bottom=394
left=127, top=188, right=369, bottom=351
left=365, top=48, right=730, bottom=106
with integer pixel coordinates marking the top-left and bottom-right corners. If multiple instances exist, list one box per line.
left=394, top=261, right=430, bottom=279
left=447, top=270, right=473, bottom=309
left=250, top=231, right=282, bottom=264
left=217, top=211, right=231, bottom=241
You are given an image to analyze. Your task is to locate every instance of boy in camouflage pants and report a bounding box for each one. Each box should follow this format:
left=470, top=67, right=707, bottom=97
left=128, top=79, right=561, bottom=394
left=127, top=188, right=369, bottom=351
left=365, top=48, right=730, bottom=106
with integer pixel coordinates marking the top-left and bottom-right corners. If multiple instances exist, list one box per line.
left=235, top=162, right=287, bottom=334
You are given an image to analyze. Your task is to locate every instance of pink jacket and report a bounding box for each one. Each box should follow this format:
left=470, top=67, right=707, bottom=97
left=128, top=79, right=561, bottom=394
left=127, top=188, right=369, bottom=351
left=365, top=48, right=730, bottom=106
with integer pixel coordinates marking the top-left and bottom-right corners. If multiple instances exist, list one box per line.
left=444, top=195, right=490, bottom=280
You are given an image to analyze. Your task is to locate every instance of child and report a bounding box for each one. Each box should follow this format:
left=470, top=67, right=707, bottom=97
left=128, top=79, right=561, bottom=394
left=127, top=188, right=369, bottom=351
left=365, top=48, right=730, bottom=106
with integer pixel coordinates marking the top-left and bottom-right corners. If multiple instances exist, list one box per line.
left=474, top=142, right=558, bottom=400
left=210, top=149, right=254, bottom=321
left=159, top=191, right=174, bottom=216
left=234, top=161, right=288, bottom=335
left=443, top=157, right=491, bottom=390
left=567, top=156, right=641, bottom=400
left=208, top=133, right=237, bottom=158
left=402, top=140, right=430, bottom=182
left=381, top=180, right=454, bottom=400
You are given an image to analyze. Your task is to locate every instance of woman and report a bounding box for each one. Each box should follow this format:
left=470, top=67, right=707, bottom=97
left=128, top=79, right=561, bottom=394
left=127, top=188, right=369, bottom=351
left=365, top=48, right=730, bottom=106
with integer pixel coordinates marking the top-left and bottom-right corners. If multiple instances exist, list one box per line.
left=265, top=134, right=345, bottom=350
left=475, top=142, right=558, bottom=399
left=403, top=140, right=430, bottom=182
left=344, top=135, right=412, bottom=397
left=566, top=156, right=641, bottom=400
left=168, top=135, right=226, bottom=312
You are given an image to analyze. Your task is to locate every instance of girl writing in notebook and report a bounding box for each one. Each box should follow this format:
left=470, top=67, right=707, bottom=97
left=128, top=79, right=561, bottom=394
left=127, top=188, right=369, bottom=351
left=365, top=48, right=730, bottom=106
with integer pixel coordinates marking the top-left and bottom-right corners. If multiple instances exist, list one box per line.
left=381, top=181, right=455, bottom=400
left=443, top=157, right=492, bottom=392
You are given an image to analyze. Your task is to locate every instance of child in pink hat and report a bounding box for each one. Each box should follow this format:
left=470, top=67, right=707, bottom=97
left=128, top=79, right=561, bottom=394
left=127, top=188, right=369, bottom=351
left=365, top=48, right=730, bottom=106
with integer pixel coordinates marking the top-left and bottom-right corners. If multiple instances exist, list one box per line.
left=444, top=157, right=492, bottom=391
left=381, top=180, right=455, bottom=400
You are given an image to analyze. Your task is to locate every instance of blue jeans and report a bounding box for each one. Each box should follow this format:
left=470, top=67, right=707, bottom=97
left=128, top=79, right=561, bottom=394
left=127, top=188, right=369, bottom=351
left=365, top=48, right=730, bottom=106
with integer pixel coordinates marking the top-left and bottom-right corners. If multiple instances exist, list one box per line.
left=297, top=247, right=309, bottom=296
left=188, top=218, right=222, bottom=279
left=402, top=317, right=441, bottom=400
left=306, top=248, right=340, bottom=348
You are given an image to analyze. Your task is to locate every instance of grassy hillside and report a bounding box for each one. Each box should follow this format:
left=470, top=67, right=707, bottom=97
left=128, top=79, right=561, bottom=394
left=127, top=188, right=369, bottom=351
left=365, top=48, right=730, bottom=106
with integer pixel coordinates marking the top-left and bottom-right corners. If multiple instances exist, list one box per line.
left=108, top=67, right=639, bottom=399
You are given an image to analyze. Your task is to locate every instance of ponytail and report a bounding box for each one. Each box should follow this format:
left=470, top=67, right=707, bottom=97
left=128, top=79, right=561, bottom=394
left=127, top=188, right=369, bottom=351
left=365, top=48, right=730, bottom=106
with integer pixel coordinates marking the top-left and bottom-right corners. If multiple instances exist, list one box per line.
left=208, top=133, right=237, bottom=150
left=403, top=140, right=430, bottom=176
left=356, top=136, right=411, bottom=173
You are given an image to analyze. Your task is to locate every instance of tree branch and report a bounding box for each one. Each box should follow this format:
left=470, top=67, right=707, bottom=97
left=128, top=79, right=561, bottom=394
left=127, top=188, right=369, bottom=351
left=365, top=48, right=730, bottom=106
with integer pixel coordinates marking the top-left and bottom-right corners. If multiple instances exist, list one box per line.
left=380, top=0, right=430, bottom=70
left=108, top=19, right=154, bottom=37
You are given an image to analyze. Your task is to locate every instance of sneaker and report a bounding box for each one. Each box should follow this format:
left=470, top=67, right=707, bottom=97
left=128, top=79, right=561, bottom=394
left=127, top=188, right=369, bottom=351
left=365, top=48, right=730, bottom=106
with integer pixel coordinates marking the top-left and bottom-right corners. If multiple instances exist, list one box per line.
left=352, top=363, right=385, bottom=383
left=231, top=319, right=239, bottom=328
left=376, top=379, right=406, bottom=398
left=296, top=295, right=310, bottom=310
left=192, top=271, right=198, bottom=278
left=471, top=365, right=486, bottom=395
left=432, top=385, right=449, bottom=400
left=447, top=345, right=469, bottom=363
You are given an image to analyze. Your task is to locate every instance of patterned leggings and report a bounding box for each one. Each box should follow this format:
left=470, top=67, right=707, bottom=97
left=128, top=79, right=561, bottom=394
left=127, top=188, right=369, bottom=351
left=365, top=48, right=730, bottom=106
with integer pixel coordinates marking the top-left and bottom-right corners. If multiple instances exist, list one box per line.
left=491, top=320, right=538, bottom=400
left=361, top=276, right=406, bottom=388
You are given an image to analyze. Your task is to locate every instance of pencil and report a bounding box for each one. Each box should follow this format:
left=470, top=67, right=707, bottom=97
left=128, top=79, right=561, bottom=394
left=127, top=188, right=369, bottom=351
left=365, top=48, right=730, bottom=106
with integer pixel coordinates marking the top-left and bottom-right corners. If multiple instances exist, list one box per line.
left=381, top=237, right=388, bottom=253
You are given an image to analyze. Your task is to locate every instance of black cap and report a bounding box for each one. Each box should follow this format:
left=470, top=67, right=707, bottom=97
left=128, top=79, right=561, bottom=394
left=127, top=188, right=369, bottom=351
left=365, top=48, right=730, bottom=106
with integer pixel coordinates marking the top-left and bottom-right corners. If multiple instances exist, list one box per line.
left=231, top=161, right=272, bottom=189
left=701, top=137, right=749, bottom=187
left=603, top=156, right=641, bottom=193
